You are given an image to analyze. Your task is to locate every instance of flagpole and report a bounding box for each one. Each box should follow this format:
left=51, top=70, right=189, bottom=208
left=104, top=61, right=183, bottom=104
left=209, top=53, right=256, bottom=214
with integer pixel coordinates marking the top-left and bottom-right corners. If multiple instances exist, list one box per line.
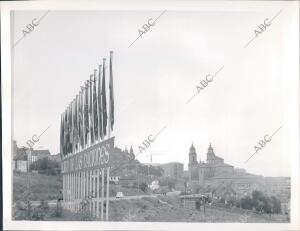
left=106, top=50, right=114, bottom=221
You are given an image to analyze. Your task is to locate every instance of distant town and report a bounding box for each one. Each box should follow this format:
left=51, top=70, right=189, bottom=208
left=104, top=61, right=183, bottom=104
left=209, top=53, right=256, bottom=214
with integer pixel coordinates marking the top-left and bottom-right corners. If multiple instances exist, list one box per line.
left=12, top=139, right=290, bottom=222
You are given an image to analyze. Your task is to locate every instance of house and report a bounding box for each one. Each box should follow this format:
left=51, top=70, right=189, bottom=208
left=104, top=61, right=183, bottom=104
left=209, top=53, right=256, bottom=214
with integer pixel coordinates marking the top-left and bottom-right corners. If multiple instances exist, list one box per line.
left=13, top=141, right=29, bottom=172
left=13, top=140, right=52, bottom=172
left=31, top=149, right=51, bottom=163
left=48, top=153, right=62, bottom=162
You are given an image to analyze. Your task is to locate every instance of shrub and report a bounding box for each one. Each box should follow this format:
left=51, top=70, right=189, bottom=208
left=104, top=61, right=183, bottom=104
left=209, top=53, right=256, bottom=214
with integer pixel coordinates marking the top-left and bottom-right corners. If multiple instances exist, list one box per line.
left=30, top=158, right=60, bottom=175
left=139, top=183, right=148, bottom=193
left=51, top=202, right=63, bottom=218
left=239, top=190, right=281, bottom=214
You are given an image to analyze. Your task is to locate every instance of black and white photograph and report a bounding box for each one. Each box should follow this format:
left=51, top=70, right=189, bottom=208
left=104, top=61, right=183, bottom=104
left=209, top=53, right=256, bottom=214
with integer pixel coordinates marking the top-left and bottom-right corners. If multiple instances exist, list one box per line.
left=1, top=1, right=299, bottom=230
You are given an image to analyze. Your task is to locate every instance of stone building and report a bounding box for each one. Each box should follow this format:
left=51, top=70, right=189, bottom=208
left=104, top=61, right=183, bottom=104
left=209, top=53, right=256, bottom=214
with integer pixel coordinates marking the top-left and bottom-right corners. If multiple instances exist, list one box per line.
left=187, top=143, right=291, bottom=200
left=160, top=162, right=184, bottom=179
left=187, top=143, right=267, bottom=196
left=188, top=143, right=234, bottom=183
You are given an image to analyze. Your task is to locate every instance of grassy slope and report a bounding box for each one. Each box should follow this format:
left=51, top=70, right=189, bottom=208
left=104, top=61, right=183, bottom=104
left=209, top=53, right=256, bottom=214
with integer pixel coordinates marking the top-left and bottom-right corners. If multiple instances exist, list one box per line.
left=13, top=171, right=62, bottom=201
left=108, top=196, right=289, bottom=222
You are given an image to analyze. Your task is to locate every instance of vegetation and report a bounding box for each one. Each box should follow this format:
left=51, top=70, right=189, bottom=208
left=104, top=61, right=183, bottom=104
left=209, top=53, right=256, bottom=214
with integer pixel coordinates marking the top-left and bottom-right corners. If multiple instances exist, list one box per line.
left=158, top=177, right=176, bottom=191
left=30, top=157, right=61, bottom=175
left=238, top=190, right=281, bottom=214
left=13, top=171, right=62, bottom=201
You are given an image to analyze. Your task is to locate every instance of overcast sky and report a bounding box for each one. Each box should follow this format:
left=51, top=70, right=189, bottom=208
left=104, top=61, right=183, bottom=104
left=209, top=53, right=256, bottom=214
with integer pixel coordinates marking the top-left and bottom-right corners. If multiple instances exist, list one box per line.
left=12, top=8, right=296, bottom=177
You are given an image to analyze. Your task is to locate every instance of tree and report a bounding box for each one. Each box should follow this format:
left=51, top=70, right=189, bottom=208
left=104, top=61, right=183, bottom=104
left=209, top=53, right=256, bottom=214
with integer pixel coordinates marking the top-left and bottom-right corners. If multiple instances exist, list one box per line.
left=240, top=190, right=281, bottom=214
left=30, top=157, right=60, bottom=175
left=139, top=183, right=148, bottom=193
left=241, top=196, right=254, bottom=210
left=158, top=177, right=176, bottom=191
left=270, top=196, right=281, bottom=213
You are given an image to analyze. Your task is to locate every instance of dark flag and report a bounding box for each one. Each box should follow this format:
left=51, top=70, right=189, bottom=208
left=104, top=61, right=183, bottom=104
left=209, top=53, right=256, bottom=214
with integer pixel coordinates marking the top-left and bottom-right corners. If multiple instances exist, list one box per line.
left=64, top=110, right=68, bottom=155
left=98, top=64, right=103, bottom=140
left=60, top=113, right=64, bottom=157
left=84, top=80, right=89, bottom=146
left=109, top=51, right=115, bottom=131
left=79, top=89, right=84, bottom=148
left=102, top=59, right=108, bottom=136
left=66, top=106, right=71, bottom=154
left=69, top=102, right=73, bottom=153
left=93, top=69, right=98, bottom=141
left=74, top=95, right=79, bottom=150
left=89, top=74, right=94, bottom=144
left=71, top=101, right=75, bottom=153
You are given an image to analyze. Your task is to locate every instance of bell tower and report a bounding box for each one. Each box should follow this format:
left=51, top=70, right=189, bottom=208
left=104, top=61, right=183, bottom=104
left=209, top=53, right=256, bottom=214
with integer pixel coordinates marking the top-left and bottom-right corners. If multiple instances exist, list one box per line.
left=207, top=143, right=215, bottom=164
left=188, top=143, right=199, bottom=181
left=189, top=143, right=198, bottom=165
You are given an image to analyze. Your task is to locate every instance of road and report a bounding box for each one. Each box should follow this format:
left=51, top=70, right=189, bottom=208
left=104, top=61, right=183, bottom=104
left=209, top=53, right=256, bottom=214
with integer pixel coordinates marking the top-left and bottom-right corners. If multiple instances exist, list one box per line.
left=27, top=194, right=162, bottom=207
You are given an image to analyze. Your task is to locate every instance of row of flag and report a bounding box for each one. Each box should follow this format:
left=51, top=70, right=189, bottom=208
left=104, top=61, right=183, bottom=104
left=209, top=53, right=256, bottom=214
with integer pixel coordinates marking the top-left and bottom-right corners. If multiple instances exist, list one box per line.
left=60, top=51, right=115, bottom=157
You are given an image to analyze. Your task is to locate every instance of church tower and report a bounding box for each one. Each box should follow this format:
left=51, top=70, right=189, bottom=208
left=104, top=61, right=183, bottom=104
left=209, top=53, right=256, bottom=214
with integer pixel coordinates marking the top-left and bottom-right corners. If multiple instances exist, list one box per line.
left=206, top=143, right=215, bottom=164
left=188, top=143, right=199, bottom=181
left=189, top=143, right=198, bottom=165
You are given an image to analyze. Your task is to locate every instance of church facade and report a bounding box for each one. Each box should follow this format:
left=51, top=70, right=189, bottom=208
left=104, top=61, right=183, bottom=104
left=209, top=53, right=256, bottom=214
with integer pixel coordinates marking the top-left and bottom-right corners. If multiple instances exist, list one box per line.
left=187, top=143, right=290, bottom=207
left=188, top=143, right=234, bottom=184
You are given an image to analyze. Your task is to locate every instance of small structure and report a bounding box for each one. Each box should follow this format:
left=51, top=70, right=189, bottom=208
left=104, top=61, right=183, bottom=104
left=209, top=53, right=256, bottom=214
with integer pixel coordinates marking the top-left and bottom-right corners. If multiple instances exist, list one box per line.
left=179, top=194, right=209, bottom=212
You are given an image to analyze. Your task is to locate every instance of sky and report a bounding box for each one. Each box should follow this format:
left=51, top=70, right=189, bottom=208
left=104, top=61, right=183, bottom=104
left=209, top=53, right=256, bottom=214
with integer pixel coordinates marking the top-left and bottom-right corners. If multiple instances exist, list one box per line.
left=12, top=8, right=295, bottom=177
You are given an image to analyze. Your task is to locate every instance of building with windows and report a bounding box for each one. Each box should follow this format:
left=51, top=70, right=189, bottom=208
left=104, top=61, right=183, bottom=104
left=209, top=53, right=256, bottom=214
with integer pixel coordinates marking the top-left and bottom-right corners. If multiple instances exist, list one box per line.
left=12, top=140, right=52, bottom=172
left=188, top=143, right=234, bottom=184
left=30, top=149, right=51, bottom=163
left=160, top=162, right=184, bottom=179
left=187, top=143, right=289, bottom=198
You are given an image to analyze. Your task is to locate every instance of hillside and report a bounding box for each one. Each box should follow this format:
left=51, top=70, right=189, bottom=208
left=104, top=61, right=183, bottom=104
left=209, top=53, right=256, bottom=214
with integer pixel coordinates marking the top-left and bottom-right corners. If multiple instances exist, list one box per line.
left=13, top=171, right=62, bottom=202
left=108, top=196, right=289, bottom=222
left=56, top=195, right=289, bottom=222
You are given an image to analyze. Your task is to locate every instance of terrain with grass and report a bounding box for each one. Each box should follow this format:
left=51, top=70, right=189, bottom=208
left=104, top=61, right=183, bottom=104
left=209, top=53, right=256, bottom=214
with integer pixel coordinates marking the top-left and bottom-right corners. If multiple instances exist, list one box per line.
left=13, top=171, right=62, bottom=202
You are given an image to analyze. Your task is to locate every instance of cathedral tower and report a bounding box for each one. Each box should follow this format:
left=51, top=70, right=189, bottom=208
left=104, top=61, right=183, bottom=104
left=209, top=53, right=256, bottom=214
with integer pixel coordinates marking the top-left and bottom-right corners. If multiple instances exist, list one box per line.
left=188, top=143, right=199, bottom=181
left=206, top=143, right=215, bottom=164
left=189, top=143, right=198, bottom=165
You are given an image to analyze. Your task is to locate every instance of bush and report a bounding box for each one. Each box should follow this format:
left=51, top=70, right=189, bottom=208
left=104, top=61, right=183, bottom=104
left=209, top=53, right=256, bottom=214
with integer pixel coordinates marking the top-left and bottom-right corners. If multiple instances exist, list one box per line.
left=241, top=196, right=253, bottom=210
left=30, top=158, right=60, bottom=175
left=271, top=196, right=281, bottom=213
left=31, top=200, right=50, bottom=220
left=159, top=177, right=176, bottom=191
left=13, top=200, right=32, bottom=220
left=139, top=183, right=148, bottom=193
left=240, top=190, right=281, bottom=214
left=51, top=203, right=63, bottom=217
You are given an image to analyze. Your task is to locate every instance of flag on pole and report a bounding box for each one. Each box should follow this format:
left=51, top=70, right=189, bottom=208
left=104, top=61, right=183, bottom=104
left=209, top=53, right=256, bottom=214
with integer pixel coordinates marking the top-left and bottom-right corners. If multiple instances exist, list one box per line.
left=74, top=95, right=79, bottom=151
left=109, top=51, right=115, bottom=131
left=93, top=69, right=98, bottom=141
left=84, top=81, right=89, bottom=146
left=66, top=106, right=71, bottom=154
left=89, top=74, right=94, bottom=144
left=64, top=110, right=68, bottom=155
left=69, top=102, right=74, bottom=153
left=60, top=113, right=64, bottom=157
left=76, top=94, right=80, bottom=151
left=98, top=64, right=103, bottom=140
left=79, top=89, right=84, bottom=148
left=102, top=59, right=107, bottom=136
